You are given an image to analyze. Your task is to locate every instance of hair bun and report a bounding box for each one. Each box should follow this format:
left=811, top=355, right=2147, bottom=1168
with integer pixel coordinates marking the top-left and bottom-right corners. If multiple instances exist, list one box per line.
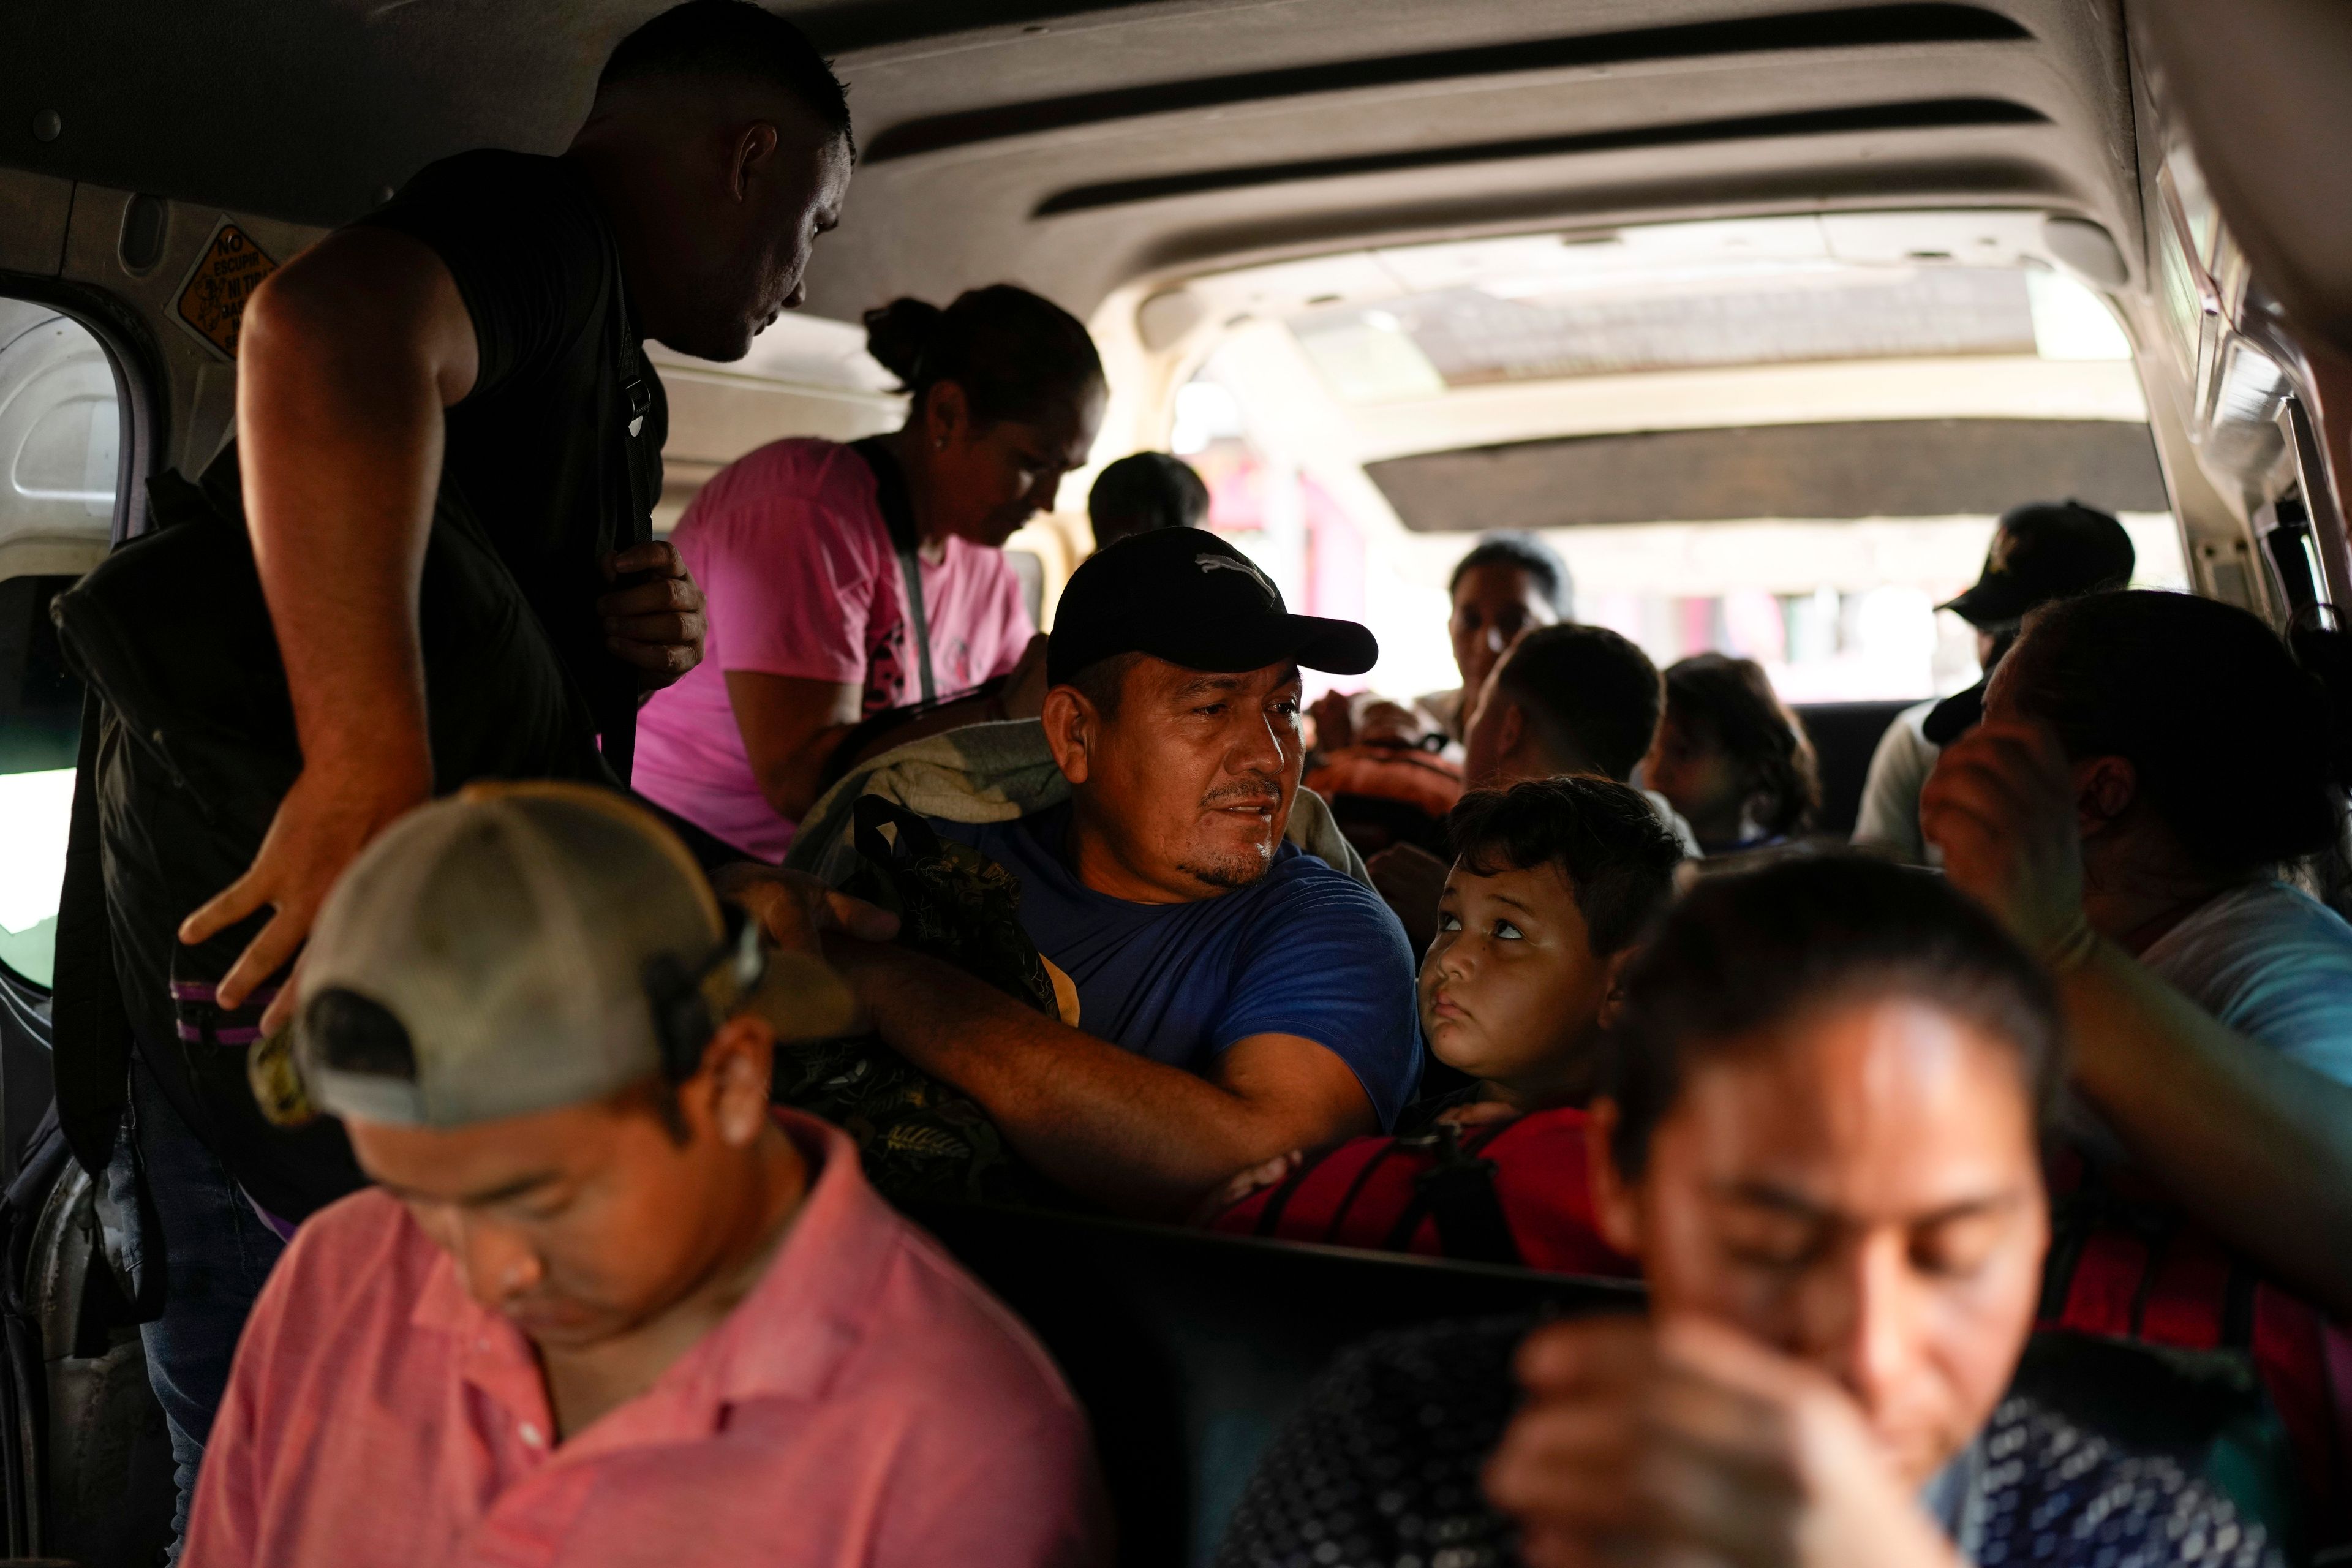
left=862, top=298, right=944, bottom=384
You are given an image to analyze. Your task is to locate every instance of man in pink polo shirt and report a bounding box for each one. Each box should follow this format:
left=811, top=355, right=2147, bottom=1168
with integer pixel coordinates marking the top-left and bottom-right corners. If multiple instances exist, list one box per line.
left=184, top=783, right=1109, bottom=1568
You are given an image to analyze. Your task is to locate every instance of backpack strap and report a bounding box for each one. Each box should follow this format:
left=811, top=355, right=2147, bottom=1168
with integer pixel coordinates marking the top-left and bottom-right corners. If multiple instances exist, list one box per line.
left=850, top=437, right=936, bottom=703
left=1321, top=1138, right=1409, bottom=1247
left=48, top=690, right=134, bottom=1178
left=850, top=793, right=946, bottom=869
left=1250, top=1147, right=1325, bottom=1239
left=602, top=228, right=659, bottom=782
left=1382, top=1121, right=1525, bottom=1268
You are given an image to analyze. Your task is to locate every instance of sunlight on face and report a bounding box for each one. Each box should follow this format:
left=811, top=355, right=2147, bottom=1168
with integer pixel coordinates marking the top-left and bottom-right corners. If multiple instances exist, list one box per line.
left=930, top=378, right=1106, bottom=549
left=1450, top=564, right=1557, bottom=698
left=1081, top=658, right=1305, bottom=899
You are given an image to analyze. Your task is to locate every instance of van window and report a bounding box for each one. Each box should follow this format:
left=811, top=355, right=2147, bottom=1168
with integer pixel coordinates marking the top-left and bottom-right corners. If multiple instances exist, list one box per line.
left=0, top=301, right=119, bottom=989
left=1166, top=215, right=2187, bottom=707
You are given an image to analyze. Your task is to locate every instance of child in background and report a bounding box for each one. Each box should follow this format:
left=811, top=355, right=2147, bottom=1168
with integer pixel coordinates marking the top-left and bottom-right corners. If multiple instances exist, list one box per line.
left=1644, top=651, right=1819, bottom=854
left=1204, top=776, right=1683, bottom=1272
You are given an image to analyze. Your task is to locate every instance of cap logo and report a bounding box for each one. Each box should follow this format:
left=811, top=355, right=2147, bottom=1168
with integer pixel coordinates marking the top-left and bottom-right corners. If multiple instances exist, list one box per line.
left=1197, top=552, right=1277, bottom=604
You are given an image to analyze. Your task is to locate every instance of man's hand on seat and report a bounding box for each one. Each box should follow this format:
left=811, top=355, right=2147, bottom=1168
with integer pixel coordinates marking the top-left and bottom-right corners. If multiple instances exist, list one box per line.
left=1192, top=1148, right=1305, bottom=1223
left=1305, top=690, right=1355, bottom=753
left=600, top=541, right=707, bottom=694
left=181, top=750, right=433, bottom=1032
left=822, top=936, right=1378, bottom=1217
left=710, top=862, right=899, bottom=957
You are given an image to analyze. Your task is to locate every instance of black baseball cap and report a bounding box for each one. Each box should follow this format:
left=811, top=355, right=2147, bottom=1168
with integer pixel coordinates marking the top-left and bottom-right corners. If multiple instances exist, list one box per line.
left=1047, top=527, right=1378, bottom=688
left=1940, top=500, right=2135, bottom=628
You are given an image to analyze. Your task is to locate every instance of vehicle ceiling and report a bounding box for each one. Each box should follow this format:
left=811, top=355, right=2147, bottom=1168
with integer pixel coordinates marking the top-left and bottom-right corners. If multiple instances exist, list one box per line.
left=2, top=0, right=2141, bottom=324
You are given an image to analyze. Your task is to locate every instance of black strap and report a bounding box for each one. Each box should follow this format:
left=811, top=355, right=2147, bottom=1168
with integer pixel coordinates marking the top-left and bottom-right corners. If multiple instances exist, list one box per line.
left=851, top=437, right=936, bottom=703
left=49, top=690, right=134, bottom=1178
left=603, top=227, right=658, bottom=782
left=1250, top=1147, right=1322, bottom=1238
left=1322, top=1139, right=1408, bottom=1246
left=851, top=793, right=947, bottom=869
left=1384, top=1122, right=1525, bottom=1268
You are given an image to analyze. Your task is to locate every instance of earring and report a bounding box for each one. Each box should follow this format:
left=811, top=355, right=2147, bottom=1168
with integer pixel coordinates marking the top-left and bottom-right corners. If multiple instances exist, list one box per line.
left=934, top=436, right=947, bottom=450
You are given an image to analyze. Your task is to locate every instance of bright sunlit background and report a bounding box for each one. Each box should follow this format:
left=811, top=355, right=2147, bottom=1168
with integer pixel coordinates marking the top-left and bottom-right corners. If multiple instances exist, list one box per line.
left=0, top=769, right=70, bottom=984
left=0, top=303, right=120, bottom=989
left=1153, top=214, right=2184, bottom=708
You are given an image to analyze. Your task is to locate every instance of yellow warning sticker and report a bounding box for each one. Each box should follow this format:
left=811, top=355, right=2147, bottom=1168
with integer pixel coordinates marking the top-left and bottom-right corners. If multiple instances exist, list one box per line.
left=174, top=221, right=279, bottom=359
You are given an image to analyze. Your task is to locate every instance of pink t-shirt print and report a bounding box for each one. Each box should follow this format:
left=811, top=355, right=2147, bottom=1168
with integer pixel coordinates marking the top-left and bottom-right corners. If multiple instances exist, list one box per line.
left=633, top=438, right=1035, bottom=862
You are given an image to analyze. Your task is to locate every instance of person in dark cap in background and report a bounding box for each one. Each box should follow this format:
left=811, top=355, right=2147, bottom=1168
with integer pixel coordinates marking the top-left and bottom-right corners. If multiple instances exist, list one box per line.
left=788, top=527, right=1422, bottom=1219
left=1852, top=499, right=2134, bottom=864
left=186, top=784, right=1108, bottom=1568
left=1087, top=450, right=1211, bottom=549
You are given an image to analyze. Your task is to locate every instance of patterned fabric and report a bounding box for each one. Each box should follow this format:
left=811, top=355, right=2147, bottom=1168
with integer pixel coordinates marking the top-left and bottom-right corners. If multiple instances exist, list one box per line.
left=783, top=717, right=1372, bottom=890
left=1215, top=1316, right=2284, bottom=1568
left=771, top=797, right=1061, bottom=1207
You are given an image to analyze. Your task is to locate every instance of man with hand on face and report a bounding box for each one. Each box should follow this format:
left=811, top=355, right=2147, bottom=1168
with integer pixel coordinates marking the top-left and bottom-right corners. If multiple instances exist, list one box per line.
left=74, top=4, right=857, bottom=1548
left=184, top=785, right=1107, bottom=1568
left=792, top=528, right=1422, bottom=1219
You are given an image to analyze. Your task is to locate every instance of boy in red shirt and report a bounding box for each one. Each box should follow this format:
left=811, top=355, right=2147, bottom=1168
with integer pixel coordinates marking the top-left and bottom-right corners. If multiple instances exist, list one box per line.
left=1208, top=776, right=1681, bottom=1270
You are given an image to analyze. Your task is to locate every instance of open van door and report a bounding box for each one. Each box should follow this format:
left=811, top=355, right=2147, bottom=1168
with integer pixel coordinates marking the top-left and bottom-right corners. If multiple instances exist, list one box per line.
left=0, top=254, right=178, bottom=1563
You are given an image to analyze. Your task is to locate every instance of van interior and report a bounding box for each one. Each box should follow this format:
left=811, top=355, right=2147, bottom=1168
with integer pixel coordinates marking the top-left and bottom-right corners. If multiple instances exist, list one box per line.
left=4, top=1, right=2351, bottom=1563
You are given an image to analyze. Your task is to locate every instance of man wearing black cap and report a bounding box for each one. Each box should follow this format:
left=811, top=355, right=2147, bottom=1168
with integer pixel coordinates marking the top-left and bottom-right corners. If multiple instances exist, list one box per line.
left=793, top=528, right=1421, bottom=1218
left=1853, top=500, right=2135, bottom=864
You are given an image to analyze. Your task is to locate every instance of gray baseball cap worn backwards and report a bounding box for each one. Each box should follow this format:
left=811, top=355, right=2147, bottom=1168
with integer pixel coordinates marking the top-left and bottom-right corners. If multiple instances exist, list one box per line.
left=277, top=782, right=858, bottom=1130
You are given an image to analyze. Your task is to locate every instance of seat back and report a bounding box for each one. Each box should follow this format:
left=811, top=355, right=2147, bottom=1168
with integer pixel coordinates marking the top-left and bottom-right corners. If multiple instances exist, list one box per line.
left=1792, top=699, right=1916, bottom=834
left=914, top=1201, right=1638, bottom=1567
left=919, top=1203, right=2307, bottom=1564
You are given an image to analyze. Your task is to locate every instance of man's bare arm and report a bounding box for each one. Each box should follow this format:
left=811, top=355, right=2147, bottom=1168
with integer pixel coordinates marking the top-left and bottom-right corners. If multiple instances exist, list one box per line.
left=829, top=940, right=1378, bottom=1218
left=180, top=230, right=477, bottom=1022
left=725, top=672, right=865, bottom=822
left=2057, top=942, right=2352, bottom=1317
left=727, top=635, right=1051, bottom=824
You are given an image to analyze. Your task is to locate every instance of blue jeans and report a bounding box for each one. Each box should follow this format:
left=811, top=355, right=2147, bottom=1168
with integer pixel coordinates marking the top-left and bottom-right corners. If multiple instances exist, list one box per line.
left=106, top=1054, right=287, bottom=1559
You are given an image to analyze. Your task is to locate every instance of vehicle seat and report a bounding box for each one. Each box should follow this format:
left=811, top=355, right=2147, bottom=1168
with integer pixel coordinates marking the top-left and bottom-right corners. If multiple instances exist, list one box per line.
left=916, top=1202, right=2305, bottom=1566
left=914, top=1200, right=1631, bottom=1567
left=1790, top=699, right=1917, bottom=835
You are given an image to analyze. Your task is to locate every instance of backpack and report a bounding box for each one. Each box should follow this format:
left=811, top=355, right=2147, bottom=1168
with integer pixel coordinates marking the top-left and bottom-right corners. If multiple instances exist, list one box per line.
left=2041, top=1146, right=2352, bottom=1552
left=1207, top=1109, right=1638, bottom=1280
left=771, top=796, right=1063, bottom=1208
left=47, top=453, right=613, bottom=1219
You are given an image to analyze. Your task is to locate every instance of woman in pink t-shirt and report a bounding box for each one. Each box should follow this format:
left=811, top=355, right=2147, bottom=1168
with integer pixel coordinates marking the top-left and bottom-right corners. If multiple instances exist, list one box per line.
left=636, top=286, right=1105, bottom=860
